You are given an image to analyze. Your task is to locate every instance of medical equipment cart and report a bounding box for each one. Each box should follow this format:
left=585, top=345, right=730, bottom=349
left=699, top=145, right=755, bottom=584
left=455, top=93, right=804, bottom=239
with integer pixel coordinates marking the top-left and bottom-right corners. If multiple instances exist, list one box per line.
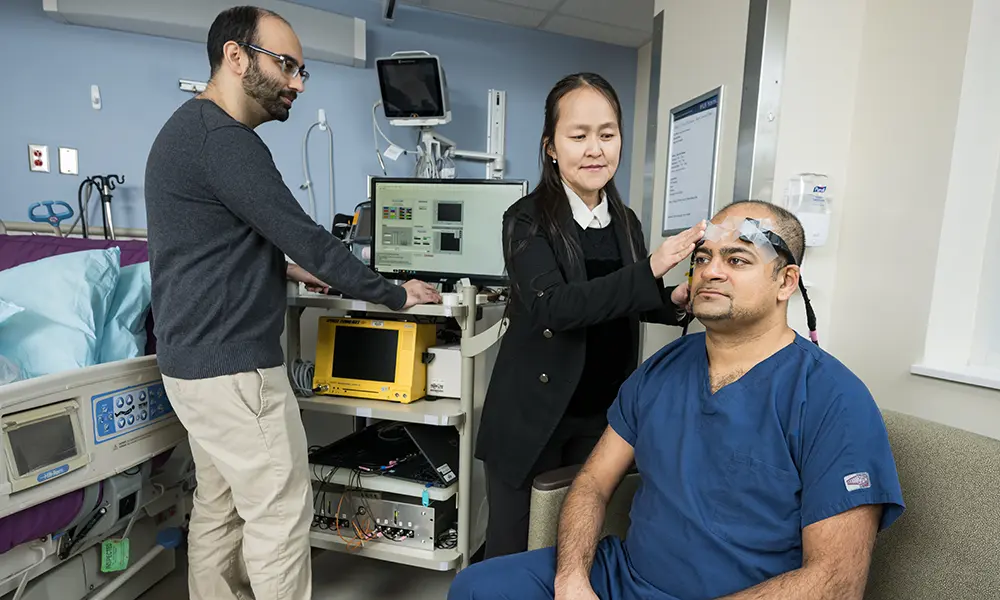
left=284, top=283, right=503, bottom=573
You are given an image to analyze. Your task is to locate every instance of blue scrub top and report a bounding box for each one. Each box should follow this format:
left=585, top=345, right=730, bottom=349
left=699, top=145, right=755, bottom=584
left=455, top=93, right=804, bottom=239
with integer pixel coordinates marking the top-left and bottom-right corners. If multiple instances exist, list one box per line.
left=608, top=333, right=905, bottom=599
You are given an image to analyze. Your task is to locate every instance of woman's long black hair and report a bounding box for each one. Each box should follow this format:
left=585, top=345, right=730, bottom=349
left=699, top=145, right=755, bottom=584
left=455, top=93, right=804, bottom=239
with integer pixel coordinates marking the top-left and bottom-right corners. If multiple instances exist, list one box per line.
left=505, top=73, right=640, bottom=306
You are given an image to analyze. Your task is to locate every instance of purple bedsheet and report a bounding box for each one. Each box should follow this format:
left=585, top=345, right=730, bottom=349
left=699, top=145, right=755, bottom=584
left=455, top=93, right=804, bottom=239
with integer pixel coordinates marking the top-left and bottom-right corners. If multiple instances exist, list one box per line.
left=0, top=491, right=88, bottom=555
left=0, top=234, right=149, bottom=271
left=0, top=234, right=156, bottom=354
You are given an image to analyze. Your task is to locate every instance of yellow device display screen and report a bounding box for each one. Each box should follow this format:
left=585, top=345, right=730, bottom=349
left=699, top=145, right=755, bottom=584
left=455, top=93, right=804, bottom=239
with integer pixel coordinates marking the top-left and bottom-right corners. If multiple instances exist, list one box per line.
left=314, top=317, right=436, bottom=403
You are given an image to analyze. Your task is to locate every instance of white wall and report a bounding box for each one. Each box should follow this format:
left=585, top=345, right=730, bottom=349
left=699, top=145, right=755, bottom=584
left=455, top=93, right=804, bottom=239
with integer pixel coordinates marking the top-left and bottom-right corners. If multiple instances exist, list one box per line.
left=826, top=0, right=1000, bottom=438
left=769, top=0, right=867, bottom=339
left=639, top=0, right=751, bottom=357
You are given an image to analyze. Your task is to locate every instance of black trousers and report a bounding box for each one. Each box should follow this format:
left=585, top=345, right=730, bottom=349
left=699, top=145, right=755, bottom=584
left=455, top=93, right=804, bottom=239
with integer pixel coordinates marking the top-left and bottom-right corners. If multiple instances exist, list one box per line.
left=483, top=413, right=607, bottom=559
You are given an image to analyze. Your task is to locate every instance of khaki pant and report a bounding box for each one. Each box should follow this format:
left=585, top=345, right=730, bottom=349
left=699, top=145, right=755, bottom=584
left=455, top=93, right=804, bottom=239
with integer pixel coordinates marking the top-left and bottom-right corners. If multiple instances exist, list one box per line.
left=163, top=366, right=313, bottom=600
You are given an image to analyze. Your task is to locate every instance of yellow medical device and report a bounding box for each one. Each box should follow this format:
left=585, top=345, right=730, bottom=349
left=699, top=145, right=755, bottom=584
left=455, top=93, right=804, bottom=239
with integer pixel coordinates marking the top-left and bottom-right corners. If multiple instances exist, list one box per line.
left=313, top=317, right=436, bottom=403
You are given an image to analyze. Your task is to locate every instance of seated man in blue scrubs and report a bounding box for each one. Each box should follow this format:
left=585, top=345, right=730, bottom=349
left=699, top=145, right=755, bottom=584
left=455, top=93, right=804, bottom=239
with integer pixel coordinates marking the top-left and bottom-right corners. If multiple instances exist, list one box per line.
left=450, top=200, right=905, bottom=600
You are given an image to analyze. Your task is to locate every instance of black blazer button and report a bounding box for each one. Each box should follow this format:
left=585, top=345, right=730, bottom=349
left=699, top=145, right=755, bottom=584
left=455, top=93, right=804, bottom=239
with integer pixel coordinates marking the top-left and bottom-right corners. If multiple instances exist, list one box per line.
left=537, top=291, right=545, bottom=297
left=543, top=329, right=553, bottom=339
left=539, top=374, right=549, bottom=384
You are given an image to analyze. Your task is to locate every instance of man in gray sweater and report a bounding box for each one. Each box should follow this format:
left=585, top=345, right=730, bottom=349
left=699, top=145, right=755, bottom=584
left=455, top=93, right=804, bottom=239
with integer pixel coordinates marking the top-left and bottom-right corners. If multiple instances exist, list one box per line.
left=144, top=7, right=440, bottom=599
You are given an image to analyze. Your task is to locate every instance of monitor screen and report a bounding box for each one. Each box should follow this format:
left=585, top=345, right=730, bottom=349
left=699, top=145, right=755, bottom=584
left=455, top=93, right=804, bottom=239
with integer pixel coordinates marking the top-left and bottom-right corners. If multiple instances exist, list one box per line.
left=8, top=414, right=78, bottom=476
left=371, top=178, right=528, bottom=284
left=377, top=56, right=446, bottom=119
left=331, top=326, right=398, bottom=382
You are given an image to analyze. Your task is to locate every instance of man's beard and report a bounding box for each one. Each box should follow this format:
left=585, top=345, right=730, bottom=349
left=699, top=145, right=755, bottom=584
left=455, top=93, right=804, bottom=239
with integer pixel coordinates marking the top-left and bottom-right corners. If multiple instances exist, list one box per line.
left=693, top=301, right=735, bottom=322
left=693, top=296, right=759, bottom=323
left=243, top=59, right=295, bottom=122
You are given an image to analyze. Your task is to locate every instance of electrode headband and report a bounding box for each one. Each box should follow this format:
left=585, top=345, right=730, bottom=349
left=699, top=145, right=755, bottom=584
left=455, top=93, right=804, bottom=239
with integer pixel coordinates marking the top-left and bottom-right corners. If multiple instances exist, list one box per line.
left=696, top=216, right=819, bottom=345
left=702, top=216, right=794, bottom=266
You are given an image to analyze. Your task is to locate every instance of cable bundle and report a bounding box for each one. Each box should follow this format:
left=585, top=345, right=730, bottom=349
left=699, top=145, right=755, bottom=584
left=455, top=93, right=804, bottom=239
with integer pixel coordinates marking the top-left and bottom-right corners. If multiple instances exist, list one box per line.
left=311, top=462, right=413, bottom=551
left=436, top=528, right=458, bottom=550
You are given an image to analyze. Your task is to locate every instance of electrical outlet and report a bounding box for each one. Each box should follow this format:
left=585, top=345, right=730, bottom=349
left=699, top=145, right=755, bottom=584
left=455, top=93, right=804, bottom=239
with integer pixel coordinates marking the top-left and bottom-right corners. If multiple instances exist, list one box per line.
left=28, top=144, right=50, bottom=173
left=59, top=147, right=79, bottom=175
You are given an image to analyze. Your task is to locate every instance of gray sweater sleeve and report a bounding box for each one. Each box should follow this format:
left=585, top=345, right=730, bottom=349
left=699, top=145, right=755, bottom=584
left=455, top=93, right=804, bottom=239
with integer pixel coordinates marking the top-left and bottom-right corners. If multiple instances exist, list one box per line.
left=201, top=124, right=407, bottom=310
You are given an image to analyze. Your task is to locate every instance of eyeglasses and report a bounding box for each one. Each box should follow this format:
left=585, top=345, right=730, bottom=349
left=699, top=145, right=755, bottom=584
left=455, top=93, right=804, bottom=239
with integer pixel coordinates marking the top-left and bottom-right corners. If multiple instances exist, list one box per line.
left=239, top=42, right=310, bottom=83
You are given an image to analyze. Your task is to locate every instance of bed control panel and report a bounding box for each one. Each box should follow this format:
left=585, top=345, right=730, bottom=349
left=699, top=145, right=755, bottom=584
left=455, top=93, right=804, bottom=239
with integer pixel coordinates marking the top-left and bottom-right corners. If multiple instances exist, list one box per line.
left=92, top=381, right=175, bottom=445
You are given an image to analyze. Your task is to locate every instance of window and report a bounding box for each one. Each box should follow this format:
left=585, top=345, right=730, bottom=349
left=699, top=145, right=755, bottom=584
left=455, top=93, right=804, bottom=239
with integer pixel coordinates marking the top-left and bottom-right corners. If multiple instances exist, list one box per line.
left=912, top=0, right=1000, bottom=391
left=972, top=201, right=1000, bottom=369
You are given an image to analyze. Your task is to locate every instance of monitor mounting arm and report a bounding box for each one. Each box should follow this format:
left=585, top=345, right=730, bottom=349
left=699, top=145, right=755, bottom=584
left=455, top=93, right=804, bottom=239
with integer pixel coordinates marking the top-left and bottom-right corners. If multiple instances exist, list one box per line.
left=417, top=90, right=507, bottom=179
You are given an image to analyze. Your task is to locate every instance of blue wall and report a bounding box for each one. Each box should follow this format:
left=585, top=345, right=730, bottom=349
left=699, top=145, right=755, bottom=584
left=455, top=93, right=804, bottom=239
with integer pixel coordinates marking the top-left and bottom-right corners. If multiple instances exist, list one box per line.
left=0, top=0, right=638, bottom=230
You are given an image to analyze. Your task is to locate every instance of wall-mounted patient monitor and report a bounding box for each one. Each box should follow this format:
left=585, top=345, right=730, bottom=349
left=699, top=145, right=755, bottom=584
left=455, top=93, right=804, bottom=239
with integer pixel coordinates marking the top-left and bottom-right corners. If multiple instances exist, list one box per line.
left=370, top=177, right=528, bottom=286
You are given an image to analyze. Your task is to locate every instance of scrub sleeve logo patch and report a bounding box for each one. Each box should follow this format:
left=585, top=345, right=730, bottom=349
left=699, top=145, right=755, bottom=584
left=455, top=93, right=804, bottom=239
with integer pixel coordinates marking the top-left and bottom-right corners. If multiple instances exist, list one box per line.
left=844, top=472, right=872, bottom=492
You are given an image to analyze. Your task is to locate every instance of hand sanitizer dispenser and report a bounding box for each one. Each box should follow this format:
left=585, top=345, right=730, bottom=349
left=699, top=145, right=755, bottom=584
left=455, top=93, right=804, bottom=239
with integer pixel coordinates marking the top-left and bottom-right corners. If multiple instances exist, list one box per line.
left=783, top=174, right=831, bottom=247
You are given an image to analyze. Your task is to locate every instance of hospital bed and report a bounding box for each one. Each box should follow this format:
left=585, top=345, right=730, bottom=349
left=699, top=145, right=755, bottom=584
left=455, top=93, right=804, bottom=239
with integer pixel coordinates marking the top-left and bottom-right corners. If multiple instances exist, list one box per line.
left=0, top=234, right=191, bottom=600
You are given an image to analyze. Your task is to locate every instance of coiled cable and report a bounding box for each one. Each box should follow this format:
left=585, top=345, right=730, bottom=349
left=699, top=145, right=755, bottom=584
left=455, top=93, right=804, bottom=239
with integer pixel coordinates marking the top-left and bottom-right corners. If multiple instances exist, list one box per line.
left=291, top=359, right=317, bottom=397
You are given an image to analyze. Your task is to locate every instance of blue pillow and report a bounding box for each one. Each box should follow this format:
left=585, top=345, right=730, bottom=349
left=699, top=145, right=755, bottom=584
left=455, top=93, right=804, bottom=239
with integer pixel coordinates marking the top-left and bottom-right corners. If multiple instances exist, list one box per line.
left=100, top=261, right=151, bottom=363
left=0, top=299, right=25, bottom=384
left=0, top=298, right=23, bottom=324
left=0, top=248, right=120, bottom=379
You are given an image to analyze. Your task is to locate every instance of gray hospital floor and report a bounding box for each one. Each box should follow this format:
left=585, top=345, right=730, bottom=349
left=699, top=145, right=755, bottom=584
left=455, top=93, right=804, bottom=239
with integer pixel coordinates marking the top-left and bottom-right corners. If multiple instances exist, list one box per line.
left=140, top=548, right=456, bottom=600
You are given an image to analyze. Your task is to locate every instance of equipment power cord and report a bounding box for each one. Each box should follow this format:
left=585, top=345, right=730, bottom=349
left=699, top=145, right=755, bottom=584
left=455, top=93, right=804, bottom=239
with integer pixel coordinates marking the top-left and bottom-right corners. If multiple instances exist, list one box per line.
left=301, top=120, right=335, bottom=227
left=73, top=179, right=97, bottom=238
left=372, top=100, right=415, bottom=176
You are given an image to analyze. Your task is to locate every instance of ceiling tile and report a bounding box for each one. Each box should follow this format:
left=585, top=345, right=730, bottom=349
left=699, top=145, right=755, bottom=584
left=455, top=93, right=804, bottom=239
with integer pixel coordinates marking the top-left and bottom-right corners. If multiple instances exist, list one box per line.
left=424, top=0, right=548, bottom=28
left=542, top=14, right=649, bottom=47
left=558, top=0, right=654, bottom=33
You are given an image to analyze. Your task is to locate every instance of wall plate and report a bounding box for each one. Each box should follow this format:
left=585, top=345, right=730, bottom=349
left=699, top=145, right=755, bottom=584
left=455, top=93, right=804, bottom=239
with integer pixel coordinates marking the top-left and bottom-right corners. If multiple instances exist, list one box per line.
left=59, top=147, right=79, bottom=175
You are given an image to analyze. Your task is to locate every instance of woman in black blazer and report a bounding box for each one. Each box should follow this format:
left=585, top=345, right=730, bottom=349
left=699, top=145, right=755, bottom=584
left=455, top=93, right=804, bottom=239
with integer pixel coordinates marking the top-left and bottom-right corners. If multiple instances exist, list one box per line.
left=475, top=73, right=705, bottom=558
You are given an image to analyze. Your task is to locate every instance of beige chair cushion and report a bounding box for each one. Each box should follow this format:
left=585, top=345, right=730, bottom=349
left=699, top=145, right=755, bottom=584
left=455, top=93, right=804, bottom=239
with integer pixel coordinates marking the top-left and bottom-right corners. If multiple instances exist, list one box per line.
left=865, top=410, right=1000, bottom=600
left=528, top=465, right=636, bottom=551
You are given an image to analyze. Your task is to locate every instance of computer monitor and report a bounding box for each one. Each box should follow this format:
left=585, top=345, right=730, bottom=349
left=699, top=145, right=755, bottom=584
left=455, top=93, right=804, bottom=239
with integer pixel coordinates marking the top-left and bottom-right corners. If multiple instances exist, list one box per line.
left=370, top=178, right=528, bottom=286
left=375, top=53, right=451, bottom=127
